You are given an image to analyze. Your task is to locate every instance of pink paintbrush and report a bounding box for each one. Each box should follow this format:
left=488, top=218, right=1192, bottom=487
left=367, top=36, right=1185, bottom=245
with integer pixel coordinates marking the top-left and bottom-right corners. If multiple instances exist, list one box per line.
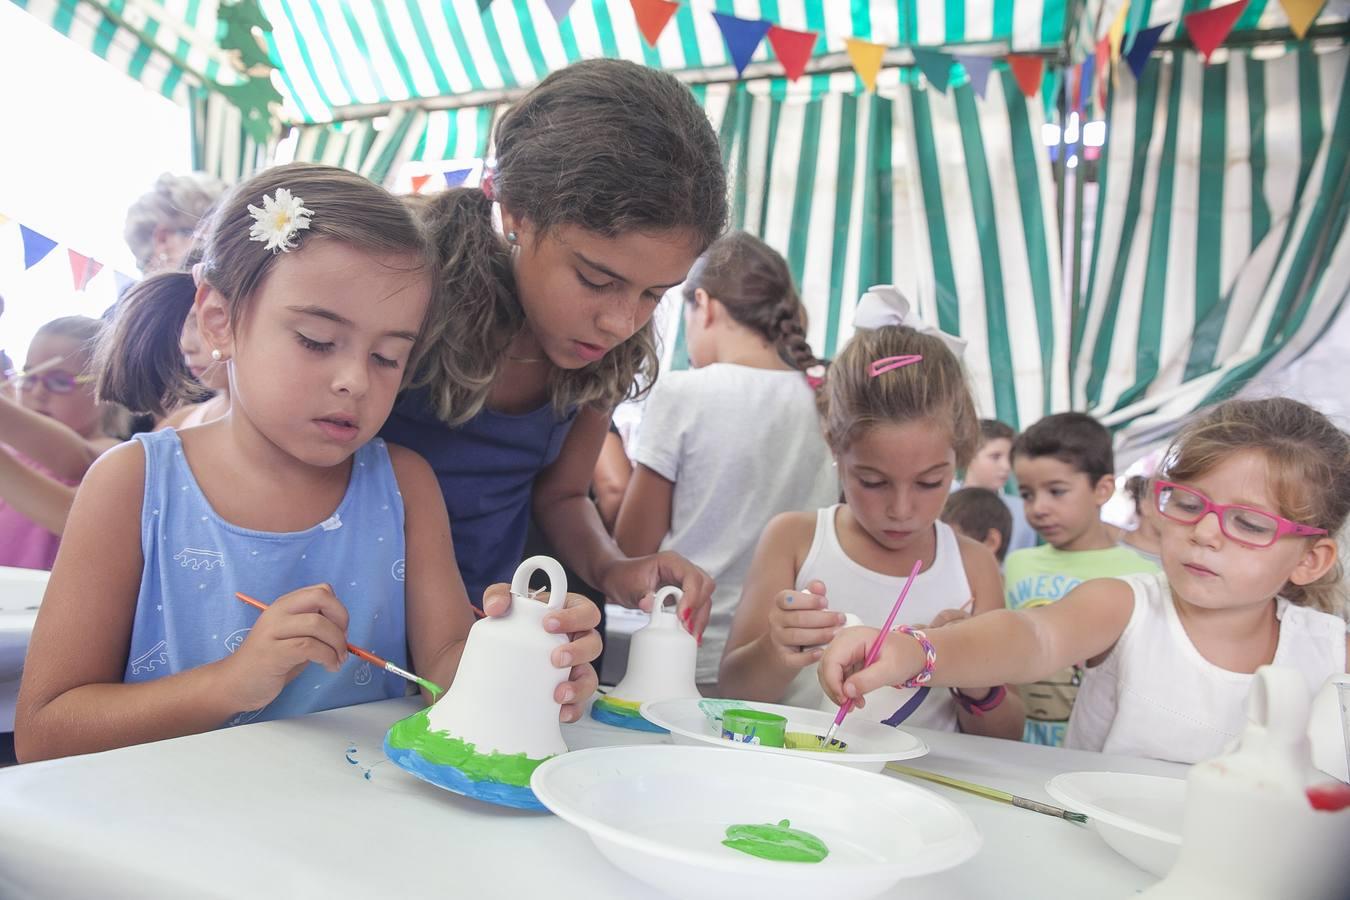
left=819, top=557, right=924, bottom=749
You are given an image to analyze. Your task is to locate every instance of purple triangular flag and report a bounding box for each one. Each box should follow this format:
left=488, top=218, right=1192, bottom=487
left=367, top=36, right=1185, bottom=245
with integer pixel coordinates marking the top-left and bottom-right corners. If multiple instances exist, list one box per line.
left=544, top=0, right=576, bottom=23
left=1125, top=24, right=1167, bottom=80
left=711, top=12, right=772, bottom=77
left=444, top=168, right=473, bottom=188
left=19, top=225, right=57, bottom=270
left=956, top=55, right=995, bottom=98
left=913, top=48, right=955, bottom=94
left=115, top=271, right=138, bottom=297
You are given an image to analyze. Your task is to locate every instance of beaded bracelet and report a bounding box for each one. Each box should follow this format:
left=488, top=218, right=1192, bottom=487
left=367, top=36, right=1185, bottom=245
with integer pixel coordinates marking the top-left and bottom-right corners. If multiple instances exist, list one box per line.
left=895, top=625, right=936, bottom=687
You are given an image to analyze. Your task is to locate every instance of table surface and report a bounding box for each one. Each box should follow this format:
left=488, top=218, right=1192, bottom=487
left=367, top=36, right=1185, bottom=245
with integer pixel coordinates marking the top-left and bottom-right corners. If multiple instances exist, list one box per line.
left=0, top=695, right=1188, bottom=900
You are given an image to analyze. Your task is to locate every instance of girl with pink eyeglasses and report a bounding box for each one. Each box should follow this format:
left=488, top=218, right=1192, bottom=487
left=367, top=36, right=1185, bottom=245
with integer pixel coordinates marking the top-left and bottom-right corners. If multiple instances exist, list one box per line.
left=821, top=396, right=1350, bottom=764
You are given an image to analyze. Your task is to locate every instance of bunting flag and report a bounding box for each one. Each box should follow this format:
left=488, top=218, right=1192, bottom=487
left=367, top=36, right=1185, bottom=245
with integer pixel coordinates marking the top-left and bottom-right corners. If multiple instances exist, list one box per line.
left=845, top=38, right=885, bottom=93
left=68, top=251, right=103, bottom=291
left=629, top=0, right=680, bottom=48
left=115, top=272, right=138, bottom=297
left=913, top=48, right=954, bottom=94
left=1125, top=24, right=1167, bottom=79
left=1184, top=0, right=1250, bottom=63
left=766, top=25, right=819, bottom=82
left=477, top=0, right=493, bottom=11
left=711, top=14, right=773, bottom=78
left=957, top=56, right=995, bottom=99
left=20, top=226, right=57, bottom=270
left=410, top=174, right=432, bottom=194
left=1279, top=0, right=1328, bottom=38
left=1077, top=56, right=1095, bottom=114
left=1124, top=0, right=1151, bottom=53
left=544, top=0, right=577, bottom=25
left=444, top=168, right=473, bottom=188
left=1006, top=55, right=1045, bottom=99
left=1108, top=2, right=1130, bottom=62
left=0, top=213, right=8, bottom=226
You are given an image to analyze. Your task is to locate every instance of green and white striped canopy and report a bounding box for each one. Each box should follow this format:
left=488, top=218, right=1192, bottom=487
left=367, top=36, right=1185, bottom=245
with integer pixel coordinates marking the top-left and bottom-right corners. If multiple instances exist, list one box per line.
left=1075, top=42, right=1350, bottom=457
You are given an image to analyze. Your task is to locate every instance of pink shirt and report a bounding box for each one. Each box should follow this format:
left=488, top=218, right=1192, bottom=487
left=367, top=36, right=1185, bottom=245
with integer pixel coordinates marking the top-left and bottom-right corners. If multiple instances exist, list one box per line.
left=0, top=449, right=72, bottom=570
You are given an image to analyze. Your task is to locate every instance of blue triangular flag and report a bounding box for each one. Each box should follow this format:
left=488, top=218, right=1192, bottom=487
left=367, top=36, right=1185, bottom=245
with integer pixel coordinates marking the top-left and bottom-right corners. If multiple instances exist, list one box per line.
left=19, top=226, right=57, bottom=270
left=1076, top=56, right=1095, bottom=114
left=1125, top=24, right=1167, bottom=80
left=444, top=168, right=473, bottom=188
left=115, top=271, right=138, bottom=297
left=955, top=55, right=995, bottom=98
left=544, top=0, right=576, bottom=23
left=913, top=48, right=955, bottom=94
left=711, top=13, right=772, bottom=77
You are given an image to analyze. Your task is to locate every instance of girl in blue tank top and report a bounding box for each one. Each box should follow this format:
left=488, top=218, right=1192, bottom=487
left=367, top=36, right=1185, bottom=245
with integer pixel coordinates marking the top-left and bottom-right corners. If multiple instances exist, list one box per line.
left=15, top=165, right=601, bottom=762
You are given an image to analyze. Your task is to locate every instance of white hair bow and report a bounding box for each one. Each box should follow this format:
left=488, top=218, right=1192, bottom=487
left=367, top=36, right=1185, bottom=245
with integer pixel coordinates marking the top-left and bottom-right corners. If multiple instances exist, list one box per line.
left=852, top=285, right=968, bottom=358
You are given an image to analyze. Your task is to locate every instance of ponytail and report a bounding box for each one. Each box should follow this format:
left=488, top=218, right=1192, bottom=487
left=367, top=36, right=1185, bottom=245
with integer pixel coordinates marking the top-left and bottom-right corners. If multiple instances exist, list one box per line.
left=96, top=272, right=206, bottom=416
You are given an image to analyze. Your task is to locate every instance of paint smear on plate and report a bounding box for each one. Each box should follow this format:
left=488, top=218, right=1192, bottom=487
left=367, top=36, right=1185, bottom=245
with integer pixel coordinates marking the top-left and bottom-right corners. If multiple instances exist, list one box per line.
left=723, top=819, right=830, bottom=863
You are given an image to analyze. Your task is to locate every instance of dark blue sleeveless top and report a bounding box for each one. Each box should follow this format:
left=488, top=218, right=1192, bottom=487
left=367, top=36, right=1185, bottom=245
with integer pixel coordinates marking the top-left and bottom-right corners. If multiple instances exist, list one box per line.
left=379, top=388, right=578, bottom=607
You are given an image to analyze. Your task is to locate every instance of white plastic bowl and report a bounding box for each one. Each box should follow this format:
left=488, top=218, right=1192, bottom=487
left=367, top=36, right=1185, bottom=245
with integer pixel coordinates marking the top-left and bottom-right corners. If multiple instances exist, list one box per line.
left=1045, top=771, right=1185, bottom=876
left=532, top=744, right=980, bottom=900
left=640, top=698, right=927, bottom=773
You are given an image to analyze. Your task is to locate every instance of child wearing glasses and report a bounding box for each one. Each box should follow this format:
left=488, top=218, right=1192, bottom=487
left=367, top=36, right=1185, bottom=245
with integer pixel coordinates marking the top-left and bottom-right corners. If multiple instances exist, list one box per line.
left=0, top=317, right=123, bottom=569
left=820, top=397, right=1350, bottom=765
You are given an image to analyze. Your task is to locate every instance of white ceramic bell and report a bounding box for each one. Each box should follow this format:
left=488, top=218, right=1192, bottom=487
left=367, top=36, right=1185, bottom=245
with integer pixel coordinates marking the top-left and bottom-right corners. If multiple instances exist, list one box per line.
left=425, top=555, right=570, bottom=760
left=1139, top=665, right=1350, bottom=900
left=610, top=586, right=699, bottom=704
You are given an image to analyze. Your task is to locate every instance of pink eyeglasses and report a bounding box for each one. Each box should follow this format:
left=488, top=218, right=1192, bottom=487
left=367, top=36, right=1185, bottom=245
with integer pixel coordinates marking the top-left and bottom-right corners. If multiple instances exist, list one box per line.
left=1154, top=480, right=1327, bottom=549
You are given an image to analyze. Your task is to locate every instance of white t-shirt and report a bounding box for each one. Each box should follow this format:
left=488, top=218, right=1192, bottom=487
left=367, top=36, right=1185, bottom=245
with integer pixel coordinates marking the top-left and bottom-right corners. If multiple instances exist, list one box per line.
left=634, top=364, right=838, bottom=682
left=782, top=507, right=973, bottom=732
left=1066, top=571, right=1348, bottom=764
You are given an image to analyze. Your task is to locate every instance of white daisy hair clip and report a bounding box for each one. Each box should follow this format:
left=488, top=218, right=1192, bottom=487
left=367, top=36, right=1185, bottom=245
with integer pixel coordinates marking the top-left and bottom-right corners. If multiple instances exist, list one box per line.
left=247, top=188, right=314, bottom=253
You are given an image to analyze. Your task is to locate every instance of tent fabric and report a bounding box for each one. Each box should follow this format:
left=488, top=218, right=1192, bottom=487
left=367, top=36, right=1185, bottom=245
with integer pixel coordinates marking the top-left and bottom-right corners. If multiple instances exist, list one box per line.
left=1074, top=43, right=1350, bottom=457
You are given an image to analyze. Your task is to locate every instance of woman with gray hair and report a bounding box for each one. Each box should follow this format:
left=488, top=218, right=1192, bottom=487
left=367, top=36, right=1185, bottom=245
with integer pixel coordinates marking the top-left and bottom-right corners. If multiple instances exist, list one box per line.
left=123, top=172, right=225, bottom=275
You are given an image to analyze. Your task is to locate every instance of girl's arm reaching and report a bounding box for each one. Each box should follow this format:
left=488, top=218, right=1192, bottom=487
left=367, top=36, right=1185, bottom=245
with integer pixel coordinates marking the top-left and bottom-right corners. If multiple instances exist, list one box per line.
left=391, top=445, right=601, bottom=721
left=819, top=577, right=1136, bottom=708
left=0, top=392, right=115, bottom=482
left=0, top=447, right=78, bottom=534
left=15, top=443, right=352, bottom=761
left=614, top=464, right=673, bottom=558
left=719, top=512, right=843, bottom=701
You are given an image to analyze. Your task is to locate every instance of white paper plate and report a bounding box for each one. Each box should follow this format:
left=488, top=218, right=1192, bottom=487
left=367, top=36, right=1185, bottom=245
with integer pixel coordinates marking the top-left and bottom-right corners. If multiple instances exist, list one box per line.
left=532, top=744, right=980, bottom=900
left=1045, top=771, right=1185, bottom=876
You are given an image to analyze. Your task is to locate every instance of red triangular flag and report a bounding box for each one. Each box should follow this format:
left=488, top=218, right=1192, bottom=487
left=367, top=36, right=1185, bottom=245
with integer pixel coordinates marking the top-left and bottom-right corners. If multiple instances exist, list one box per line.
left=1095, top=37, right=1111, bottom=112
left=411, top=174, right=432, bottom=194
left=629, top=0, right=680, bottom=47
left=1184, top=0, right=1249, bottom=63
left=68, top=250, right=103, bottom=291
left=766, top=25, right=818, bottom=82
left=1006, top=55, right=1044, bottom=99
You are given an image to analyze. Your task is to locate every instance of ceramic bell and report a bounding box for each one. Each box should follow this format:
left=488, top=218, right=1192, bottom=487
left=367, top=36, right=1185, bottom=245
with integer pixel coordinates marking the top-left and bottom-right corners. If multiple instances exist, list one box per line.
left=1138, top=665, right=1350, bottom=900
left=383, top=555, right=570, bottom=810
left=593, top=587, right=698, bottom=732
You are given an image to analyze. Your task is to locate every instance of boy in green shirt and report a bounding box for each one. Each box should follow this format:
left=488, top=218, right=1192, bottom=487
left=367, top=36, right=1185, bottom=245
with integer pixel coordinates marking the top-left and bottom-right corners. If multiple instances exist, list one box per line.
left=1004, top=412, right=1159, bottom=746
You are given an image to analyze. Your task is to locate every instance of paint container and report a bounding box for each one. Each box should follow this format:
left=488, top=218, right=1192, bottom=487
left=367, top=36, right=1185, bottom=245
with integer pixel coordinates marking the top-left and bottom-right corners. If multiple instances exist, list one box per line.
left=721, top=708, right=787, bottom=747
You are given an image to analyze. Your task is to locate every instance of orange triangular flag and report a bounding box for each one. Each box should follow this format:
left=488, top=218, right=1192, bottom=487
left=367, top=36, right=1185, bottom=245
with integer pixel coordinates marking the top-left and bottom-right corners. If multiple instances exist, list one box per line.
left=629, top=0, right=680, bottom=48
left=1109, top=1, right=1130, bottom=61
left=68, top=250, right=103, bottom=291
left=766, top=25, right=819, bottom=82
left=1184, top=0, right=1249, bottom=63
left=846, top=38, right=886, bottom=92
left=1095, top=37, right=1110, bottom=112
left=1278, top=0, right=1326, bottom=38
left=1006, top=55, right=1044, bottom=99
left=411, top=174, right=432, bottom=194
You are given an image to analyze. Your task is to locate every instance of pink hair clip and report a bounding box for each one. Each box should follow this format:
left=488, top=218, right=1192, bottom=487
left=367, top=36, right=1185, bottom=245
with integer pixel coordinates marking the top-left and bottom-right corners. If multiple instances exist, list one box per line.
left=868, top=354, right=923, bottom=377
left=480, top=166, right=496, bottom=201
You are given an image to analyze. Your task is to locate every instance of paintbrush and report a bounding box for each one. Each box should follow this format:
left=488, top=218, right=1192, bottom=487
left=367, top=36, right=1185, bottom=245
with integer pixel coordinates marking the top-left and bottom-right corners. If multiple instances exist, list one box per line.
left=235, top=592, right=445, bottom=697
left=887, top=763, right=1088, bottom=823
left=819, top=557, right=924, bottom=750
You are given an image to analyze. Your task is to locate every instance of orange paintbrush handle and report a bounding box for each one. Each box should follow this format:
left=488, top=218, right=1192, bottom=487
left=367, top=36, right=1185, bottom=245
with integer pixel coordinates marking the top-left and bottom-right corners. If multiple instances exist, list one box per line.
left=234, top=591, right=388, bottom=665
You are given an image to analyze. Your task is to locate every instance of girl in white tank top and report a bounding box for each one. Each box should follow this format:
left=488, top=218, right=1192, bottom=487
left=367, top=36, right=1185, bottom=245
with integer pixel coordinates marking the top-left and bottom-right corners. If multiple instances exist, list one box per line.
left=719, top=299, right=1025, bottom=741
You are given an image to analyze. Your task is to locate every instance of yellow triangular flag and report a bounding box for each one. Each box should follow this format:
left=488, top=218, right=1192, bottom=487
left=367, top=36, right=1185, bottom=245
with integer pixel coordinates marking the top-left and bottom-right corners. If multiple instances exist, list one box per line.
left=1109, top=1, right=1130, bottom=62
left=0, top=213, right=9, bottom=226
left=1279, top=0, right=1326, bottom=39
left=846, top=38, right=886, bottom=92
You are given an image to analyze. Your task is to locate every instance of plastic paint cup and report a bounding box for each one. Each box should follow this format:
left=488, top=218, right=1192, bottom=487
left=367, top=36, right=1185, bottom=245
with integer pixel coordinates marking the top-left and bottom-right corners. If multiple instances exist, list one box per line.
left=721, top=708, right=787, bottom=748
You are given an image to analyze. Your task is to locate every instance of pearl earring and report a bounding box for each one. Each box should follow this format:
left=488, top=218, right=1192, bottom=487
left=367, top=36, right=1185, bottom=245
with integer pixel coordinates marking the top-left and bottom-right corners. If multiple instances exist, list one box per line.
left=210, top=349, right=223, bottom=361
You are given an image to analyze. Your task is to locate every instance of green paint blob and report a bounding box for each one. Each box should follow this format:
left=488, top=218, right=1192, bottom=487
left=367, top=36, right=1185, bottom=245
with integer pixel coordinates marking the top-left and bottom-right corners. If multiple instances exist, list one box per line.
left=722, top=819, right=830, bottom=863
left=783, top=731, right=847, bottom=753
left=385, top=708, right=548, bottom=787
